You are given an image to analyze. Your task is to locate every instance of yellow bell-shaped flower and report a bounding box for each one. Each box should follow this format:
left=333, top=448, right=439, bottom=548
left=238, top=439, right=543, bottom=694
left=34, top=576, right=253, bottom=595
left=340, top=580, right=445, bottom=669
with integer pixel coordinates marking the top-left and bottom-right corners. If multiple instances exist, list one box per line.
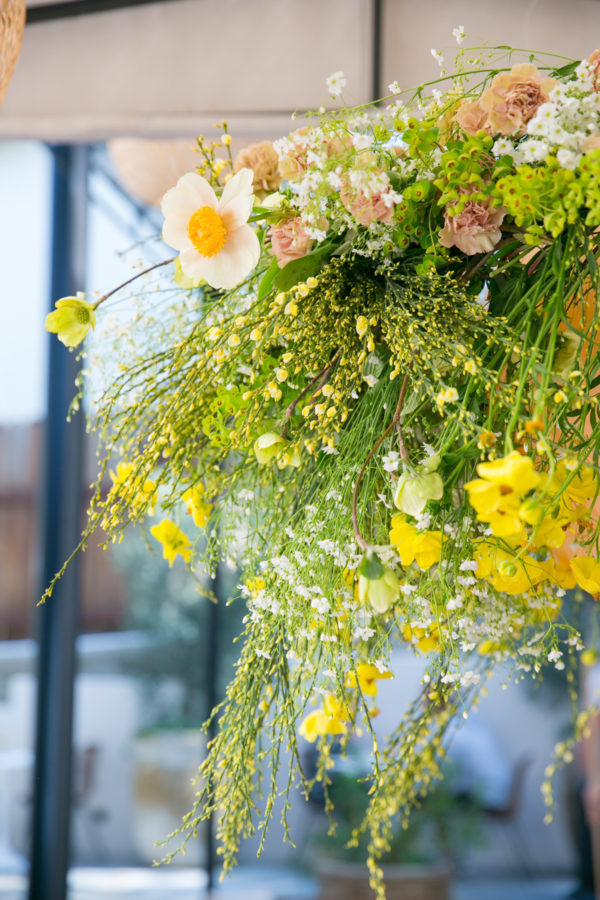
left=45, top=293, right=96, bottom=348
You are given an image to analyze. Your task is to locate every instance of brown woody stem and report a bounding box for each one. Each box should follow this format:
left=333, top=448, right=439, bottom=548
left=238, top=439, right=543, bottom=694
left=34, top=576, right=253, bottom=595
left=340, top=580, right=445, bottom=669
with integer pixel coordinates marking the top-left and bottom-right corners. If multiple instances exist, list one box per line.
left=281, top=353, right=340, bottom=440
left=92, top=257, right=176, bottom=310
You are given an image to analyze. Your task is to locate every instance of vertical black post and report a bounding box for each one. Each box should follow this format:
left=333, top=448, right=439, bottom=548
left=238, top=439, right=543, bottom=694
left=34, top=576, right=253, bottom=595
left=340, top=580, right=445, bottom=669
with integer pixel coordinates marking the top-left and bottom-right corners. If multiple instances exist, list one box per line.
left=372, top=0, right=383, bottom=101
left=28, top=145, right=88, bottom=900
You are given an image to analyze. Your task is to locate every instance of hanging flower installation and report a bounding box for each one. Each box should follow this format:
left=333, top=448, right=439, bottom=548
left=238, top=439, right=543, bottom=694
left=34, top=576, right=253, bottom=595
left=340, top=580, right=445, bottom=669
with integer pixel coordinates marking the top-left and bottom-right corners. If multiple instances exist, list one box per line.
left=46, top=39, right=600, bottom=897
left=0, top=0, right=26, bottom=108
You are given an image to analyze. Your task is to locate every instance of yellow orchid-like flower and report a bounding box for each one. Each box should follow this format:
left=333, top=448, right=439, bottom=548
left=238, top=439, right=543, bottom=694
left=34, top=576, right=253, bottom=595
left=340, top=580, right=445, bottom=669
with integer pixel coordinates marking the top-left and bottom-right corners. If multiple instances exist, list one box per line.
left=298, top=695, right=350, bottom=742
left=183, top=484, right=213, bottom=528
left=546, top=461, right=599, bottom=510
left=465, top=451, right=541, bottom=539
left=389, top=515, right=442, bottom=570
left=389, top=514, right=418, bottom=566
left=413, top=531, right=443, bottom=570
left=529, top=511, right=570, bottom=549
left=346, top=664, right=393, bottom=697
left=402, top=623, right=440, bottom=654
left=45, top=293, right=96, bottom=348
left=473, top=540, right=549, bottom=595
left=150, top=520, right=193, bottom=567
left=570, top=556, right=600, bottom=596
left=476, top=450, right=541, bottom=495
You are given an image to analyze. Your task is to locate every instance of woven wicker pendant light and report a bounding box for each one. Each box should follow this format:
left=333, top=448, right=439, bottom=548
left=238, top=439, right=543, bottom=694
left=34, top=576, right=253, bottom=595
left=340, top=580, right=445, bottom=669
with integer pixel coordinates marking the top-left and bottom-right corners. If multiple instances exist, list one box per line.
left=0, top=0, right=26, bottom=107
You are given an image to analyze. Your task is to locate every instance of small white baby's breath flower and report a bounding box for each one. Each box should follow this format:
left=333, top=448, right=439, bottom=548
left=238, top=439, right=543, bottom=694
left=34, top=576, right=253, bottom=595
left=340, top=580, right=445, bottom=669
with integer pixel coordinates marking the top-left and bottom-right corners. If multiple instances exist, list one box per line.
left=431, top=48, right=444, bottom=67
left=351, top=132, right=374, bottom=151
left=326, top=70, right=346, bottom=98
left=382, top=451, right=401, bottom=473
left=452, top=25, right=465, bottom=45
left=354, top=626, right=375, bottom=640
left=388, top=80, right=401, bottom=95
left=461, top=670, right=480, bottom=687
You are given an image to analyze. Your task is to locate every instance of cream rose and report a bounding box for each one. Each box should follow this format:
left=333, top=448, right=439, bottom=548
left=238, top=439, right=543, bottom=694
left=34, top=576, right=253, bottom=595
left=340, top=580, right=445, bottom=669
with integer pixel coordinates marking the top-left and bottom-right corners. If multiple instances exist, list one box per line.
left=234, top=141, right=281, bottom=200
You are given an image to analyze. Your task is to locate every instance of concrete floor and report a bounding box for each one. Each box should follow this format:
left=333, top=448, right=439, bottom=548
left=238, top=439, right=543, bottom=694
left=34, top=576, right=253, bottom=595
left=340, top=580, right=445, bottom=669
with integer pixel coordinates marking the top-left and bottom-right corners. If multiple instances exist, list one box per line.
left=0, top=867, right=580, bottom=900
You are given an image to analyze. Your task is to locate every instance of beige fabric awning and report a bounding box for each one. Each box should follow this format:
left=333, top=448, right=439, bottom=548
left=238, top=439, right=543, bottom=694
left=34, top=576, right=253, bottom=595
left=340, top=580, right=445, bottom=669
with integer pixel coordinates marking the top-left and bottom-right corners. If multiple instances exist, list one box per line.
left=0, top=0, right=374, bottom=140
left=1, top=0, right=599, bottom=142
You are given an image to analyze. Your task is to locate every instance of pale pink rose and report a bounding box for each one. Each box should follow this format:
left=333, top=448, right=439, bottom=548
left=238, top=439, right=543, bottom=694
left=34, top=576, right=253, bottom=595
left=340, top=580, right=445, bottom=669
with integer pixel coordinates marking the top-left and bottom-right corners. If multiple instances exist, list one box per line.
left=480, top=64, right=558, bottom=136
left=278, top=128, right=311, bottom=180
left=324, top=132, right=353, bottom=158
left=270, top=217, right=314, bottom=267
left=583, top=132, right=600, bottom=153
left=340, top=178, right=395, bottom=226
left=589, top=49, right=600, bottom=90
left=455, top=99, right=492, bottom=136
left=234, top=141, right=281, bottom=199
left=439, top=193, right=506, bottom=256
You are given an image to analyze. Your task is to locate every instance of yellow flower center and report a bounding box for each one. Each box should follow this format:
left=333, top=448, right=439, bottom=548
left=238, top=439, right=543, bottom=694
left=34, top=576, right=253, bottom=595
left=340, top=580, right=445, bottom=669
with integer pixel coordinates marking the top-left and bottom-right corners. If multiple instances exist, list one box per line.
left=187, top=205, right=227, bottom=258
left=75, top=306, right=91, bottom=324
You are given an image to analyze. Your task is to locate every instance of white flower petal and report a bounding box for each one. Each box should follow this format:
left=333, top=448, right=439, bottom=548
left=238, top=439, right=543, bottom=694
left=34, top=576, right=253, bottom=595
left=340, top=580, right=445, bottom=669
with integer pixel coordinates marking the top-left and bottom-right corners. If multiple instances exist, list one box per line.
left=219, top=168, right=255, bottom=230
left=161, top=172, right=217, bottom=219
left=162, top=210, right=195, bottom=251
left=179, top=225, right=260, bottom=290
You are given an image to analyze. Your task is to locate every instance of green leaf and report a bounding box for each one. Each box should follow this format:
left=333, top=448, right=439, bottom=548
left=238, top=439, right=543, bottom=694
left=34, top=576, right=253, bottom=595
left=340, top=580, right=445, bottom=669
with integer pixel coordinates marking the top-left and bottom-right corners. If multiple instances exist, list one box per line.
left=257, top=257, right=280, bottom=300
left=272, top=244, right=333, bottom=292
left=358, top=553, right=385, bottom=580
left=551, top=61, right=579, bottom=79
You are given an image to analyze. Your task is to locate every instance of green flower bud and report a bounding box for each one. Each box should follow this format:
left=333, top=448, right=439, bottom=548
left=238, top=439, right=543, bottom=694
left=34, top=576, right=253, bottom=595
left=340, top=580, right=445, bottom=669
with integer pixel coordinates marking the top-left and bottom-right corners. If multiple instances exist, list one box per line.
left=254, top=432, right=287, bottom=465
left=358, top=553, right=401, bottom=614
left=394, top=471, right=443, bottom=517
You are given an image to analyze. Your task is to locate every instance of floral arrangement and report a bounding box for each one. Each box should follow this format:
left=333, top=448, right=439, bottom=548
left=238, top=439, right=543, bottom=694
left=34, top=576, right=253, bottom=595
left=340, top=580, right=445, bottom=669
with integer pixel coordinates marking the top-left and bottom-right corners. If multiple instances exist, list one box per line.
left=45, top=36, right=600, bottom=896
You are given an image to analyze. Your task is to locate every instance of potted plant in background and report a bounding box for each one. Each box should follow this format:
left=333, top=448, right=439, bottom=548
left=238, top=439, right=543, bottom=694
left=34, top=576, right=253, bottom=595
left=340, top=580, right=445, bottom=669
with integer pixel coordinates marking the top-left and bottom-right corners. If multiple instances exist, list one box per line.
left=311, top=768, right=483, bottom=900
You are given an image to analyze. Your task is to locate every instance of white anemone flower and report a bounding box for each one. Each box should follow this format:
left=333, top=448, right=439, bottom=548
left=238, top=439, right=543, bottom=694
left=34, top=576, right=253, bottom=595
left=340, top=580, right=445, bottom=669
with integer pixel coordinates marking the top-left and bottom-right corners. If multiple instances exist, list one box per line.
left=161, top=168, right=260, bottom=290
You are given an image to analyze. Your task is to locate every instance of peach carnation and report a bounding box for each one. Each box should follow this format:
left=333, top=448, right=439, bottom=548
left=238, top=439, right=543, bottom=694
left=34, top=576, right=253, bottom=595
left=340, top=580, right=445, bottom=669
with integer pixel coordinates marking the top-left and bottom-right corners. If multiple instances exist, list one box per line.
left=234, top=141, right=281, bottom=200
left=340, top=166, right=396, bottom=226
left=480, top=63, right=558, bottom=136
left=340, top=181, right=395, bottom=226
left=278, top=128, right=311, bottom=180
left=583, top=132, right=600, bottom=154
left=455, top=99, right=491, bottom=136
left=589, top=49, right=600, bottom=90
left=270, top=217, right=314, bottom=268
left=439, top=194, right=506, bottom=256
